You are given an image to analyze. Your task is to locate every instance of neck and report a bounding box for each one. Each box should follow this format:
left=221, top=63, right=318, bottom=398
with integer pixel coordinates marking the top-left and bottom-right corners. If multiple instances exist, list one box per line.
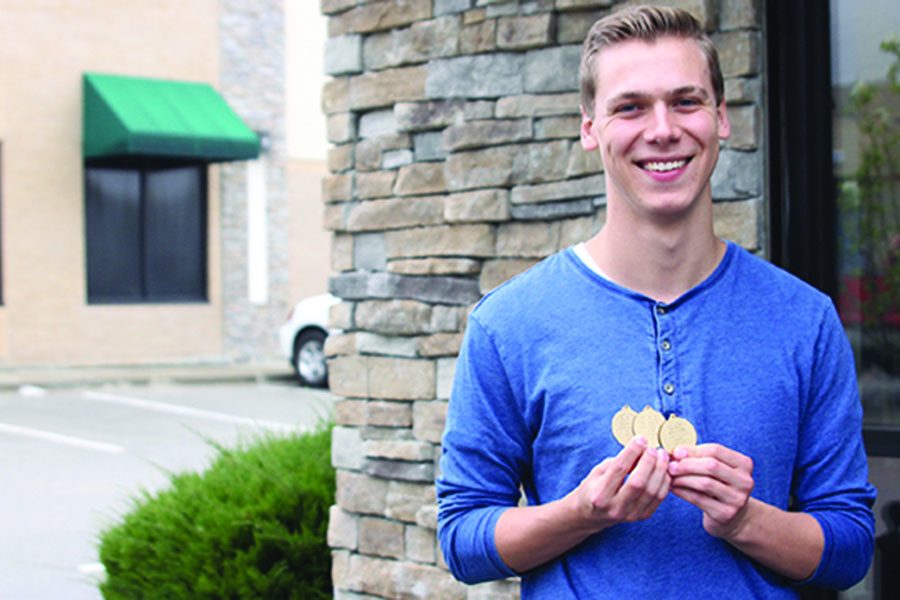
left=586, top=196, right=724, bottom=303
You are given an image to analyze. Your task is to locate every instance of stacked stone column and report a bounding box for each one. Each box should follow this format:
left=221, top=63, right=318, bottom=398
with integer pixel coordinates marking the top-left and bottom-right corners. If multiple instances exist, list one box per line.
left=220, top=0, right=290, bottom=360
left=320, top=1, right=763, bottom=598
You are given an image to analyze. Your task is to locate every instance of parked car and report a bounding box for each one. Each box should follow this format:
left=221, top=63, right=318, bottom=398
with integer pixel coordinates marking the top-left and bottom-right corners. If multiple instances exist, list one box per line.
left=278, top=293, right=339, bottom=387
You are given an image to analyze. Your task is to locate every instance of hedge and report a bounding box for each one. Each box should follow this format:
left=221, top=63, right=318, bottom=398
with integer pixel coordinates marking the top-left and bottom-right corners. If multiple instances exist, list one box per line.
left=98, top=423, right=334, bottom=599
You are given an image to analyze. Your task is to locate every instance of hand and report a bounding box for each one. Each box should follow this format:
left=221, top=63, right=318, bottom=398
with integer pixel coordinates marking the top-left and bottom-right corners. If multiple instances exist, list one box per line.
left=568, top=436, right=672, bottom=532
left=668, top=443, right=755, bottom=540
left=495, top=436, right=672, bottom=573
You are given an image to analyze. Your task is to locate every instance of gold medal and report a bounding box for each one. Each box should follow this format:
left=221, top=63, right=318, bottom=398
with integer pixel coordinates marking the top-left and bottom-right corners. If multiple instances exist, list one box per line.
left=659, top=414, right=698, bottom=453
left=631, top=405, right=665, bottom=448
left=611, top=405, right=638, bottom=446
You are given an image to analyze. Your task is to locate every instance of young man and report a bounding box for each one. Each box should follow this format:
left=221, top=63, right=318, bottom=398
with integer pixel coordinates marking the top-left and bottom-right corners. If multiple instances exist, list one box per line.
left=437, top=6, right=876, bottom=598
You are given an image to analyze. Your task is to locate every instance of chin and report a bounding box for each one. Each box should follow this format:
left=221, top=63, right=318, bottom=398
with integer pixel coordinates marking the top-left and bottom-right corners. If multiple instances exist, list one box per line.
left=640, top=195, right=705, bottom=220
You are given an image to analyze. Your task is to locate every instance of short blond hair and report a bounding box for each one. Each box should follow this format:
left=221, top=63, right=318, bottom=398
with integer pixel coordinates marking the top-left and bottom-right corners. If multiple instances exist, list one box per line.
left=579, top=5, right=724, bottom=116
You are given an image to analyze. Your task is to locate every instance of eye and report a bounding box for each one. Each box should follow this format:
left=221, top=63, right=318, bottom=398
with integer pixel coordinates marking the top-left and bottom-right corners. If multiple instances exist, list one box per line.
left=614, top=103, right=640, bottom=115
left=674, top=97, right=701, bottom=109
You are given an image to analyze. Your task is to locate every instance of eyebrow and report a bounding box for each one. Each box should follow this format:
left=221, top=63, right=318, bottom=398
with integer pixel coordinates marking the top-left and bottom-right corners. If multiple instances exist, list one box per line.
left=605, top=85, right=711, bottom=112
left=605, top=91, right=650, bottom=112
left=670, top=85, right=710, bottom=100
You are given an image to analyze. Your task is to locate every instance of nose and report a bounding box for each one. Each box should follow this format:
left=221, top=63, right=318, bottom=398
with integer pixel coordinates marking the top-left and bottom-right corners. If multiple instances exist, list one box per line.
left=644, top=103, right=680, bottom=144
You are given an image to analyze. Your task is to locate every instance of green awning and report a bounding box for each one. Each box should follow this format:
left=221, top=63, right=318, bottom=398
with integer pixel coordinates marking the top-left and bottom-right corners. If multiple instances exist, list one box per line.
left=83, top=73, right=260, bottom=161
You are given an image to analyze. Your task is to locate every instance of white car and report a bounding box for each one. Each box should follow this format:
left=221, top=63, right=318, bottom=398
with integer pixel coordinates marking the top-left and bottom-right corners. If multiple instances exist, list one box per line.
left=278, top=293, right=340, bottom=387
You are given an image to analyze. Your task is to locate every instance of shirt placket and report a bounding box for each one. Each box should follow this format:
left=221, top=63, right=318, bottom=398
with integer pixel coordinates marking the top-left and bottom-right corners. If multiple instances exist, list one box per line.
left=654, top=302, right=679, bottom=414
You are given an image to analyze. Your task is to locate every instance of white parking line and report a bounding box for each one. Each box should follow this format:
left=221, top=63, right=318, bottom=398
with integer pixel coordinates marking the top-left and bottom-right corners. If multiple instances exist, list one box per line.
left=17, top=384, right=48, bottom=397
left=80, top=391, right=300, bottom=433
left=0, top=423, right=125, bottom=454
left=77, top=561, right=106, bottom=580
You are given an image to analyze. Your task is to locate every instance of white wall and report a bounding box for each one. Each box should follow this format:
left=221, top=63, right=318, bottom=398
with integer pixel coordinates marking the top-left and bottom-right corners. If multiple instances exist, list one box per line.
left=285, top=0, right=329, bottom=161
left=283, top=0, right=331, bottom=301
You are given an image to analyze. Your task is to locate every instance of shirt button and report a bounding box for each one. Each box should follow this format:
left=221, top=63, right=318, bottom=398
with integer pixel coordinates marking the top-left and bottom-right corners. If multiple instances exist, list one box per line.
left=661, top=339, right=672, bottom=351
left=663, top=383, right=675, bottom=395
left=656, top=306, right=667, bottom=315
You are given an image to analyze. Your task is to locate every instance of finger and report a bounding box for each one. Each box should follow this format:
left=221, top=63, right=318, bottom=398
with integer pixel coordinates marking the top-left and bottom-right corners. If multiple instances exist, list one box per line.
left=586, top=456, right=616, bottom=478
left=633, top=448, right=671, bottom=518
left=593, top=444, right=657, bottom=519
left=676, top=443, right=753, bottom=472
left=621, top=445, right=664, bottom=495
left=621, top=447, right=662, bottom=515
left=671, top=486, right=745, bottom=525
left=646, top=448, right=670, bottom=493
left=637, top=477, right=671, bottom=520
left=671, top=456, right=754, bottom=494
left=670, top=485, right=725, bottom=514
left=670, top=474, right=743, bottom=507
left=597, top=436, right=648, bottom=497
left=670, top=486, right=709, bottom=511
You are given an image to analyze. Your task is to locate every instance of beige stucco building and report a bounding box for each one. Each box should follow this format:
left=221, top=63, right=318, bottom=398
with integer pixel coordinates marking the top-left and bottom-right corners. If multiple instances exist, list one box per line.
left=0, top=0, right=330, bottom=367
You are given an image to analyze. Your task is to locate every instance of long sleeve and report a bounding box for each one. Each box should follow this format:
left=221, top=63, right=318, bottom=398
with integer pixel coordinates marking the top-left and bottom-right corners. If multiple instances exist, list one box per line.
left=436, top=315, right=528, bottom=584
left=434, top=246, right=877, bottom=597
left=794, top=301, right=877, bottom=589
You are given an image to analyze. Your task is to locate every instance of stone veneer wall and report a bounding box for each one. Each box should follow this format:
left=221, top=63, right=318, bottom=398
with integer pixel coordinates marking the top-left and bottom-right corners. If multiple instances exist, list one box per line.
left=322, top=1, right=764, bottom=597
left=219, top=0, right=291, bottom=360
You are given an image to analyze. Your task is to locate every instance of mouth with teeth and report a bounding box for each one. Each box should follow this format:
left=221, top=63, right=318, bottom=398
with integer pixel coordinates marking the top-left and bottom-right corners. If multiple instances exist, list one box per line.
left=636, top=157, right=693, bottom=181
left=639, top=158, right=691, bottom=172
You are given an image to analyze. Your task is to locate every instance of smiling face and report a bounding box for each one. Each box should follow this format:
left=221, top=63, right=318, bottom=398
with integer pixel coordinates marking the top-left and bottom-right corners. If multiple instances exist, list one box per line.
left=580, top=36, right=730, bottom=223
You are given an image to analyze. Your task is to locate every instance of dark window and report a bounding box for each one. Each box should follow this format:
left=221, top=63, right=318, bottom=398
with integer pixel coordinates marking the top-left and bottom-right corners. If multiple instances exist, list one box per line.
left=768, top=2, right=899, bottom=598
left=767, top=0, right=900, bottom=452
left=84, top=158, right=207, bottom=303
left=766, top=1, right=837, bottom=297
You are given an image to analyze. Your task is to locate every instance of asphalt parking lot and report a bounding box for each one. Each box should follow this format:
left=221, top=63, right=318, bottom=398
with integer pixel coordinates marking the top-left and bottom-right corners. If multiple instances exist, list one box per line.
left=0, top=380, right=335, bottom=600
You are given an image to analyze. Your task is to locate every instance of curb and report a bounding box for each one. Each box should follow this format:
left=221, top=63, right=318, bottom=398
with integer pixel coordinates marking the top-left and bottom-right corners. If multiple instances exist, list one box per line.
left=0, top=363, right=296, bottom=392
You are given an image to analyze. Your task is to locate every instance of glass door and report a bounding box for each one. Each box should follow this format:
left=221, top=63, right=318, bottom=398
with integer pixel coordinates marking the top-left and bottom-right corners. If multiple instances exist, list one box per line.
left=830, top=1, right=899, bottom=598
left=766, top=2, right=899, bottom=598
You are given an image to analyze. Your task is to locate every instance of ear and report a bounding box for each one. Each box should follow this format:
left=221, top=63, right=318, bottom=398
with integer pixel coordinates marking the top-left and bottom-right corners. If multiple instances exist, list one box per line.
left=716, top=100, right=731, bottom=140
left=580, top=105, right=600, bottom=151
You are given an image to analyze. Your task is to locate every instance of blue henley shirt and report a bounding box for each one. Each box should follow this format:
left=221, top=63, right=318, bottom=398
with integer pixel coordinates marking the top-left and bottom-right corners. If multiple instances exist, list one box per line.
left=437, top=242, right=876, bottom=598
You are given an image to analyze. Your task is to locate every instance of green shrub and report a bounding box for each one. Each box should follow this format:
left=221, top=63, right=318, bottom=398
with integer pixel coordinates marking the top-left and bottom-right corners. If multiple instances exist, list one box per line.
left=98, top=423, right=334, bottom=599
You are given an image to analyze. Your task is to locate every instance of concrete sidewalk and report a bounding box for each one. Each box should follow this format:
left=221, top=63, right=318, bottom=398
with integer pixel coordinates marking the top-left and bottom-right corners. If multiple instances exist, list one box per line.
left=0, top=361, right=296, bottom=391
